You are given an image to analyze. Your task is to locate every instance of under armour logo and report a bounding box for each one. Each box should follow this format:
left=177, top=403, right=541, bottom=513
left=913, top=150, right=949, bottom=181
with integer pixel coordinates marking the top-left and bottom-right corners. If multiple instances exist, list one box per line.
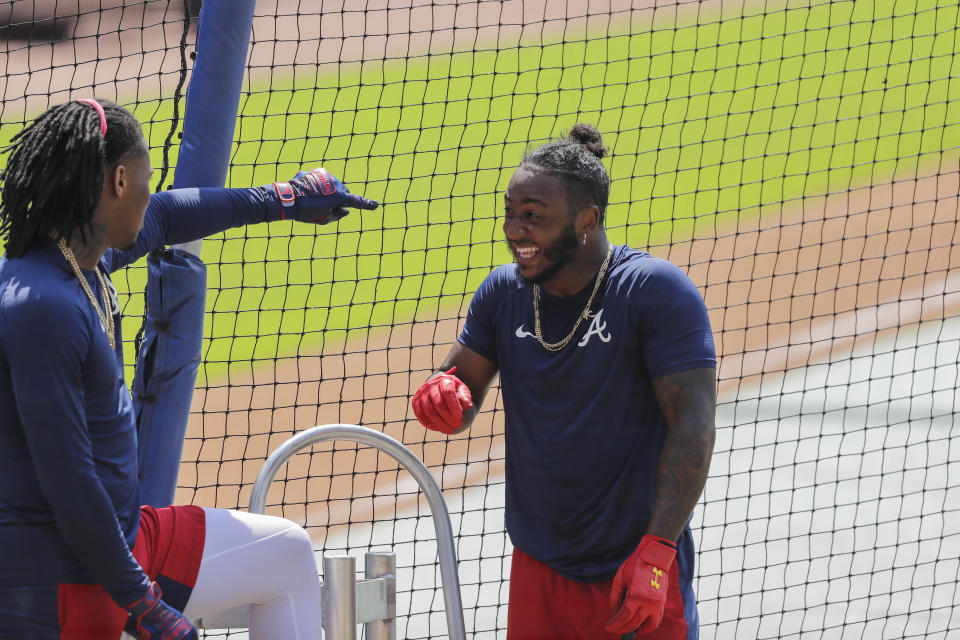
left=650, top=566, right=664, bottom=590
left=577, top=308, right=611, bottom=347
left=515, top=324, right=536, bottom=339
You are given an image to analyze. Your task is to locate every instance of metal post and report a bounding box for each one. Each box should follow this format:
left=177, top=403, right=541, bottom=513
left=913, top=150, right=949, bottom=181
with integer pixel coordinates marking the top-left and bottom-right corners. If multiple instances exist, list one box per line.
left=365, top=552, right=397, bottom=640
left=249, top=424, right=467, bottom=640
left=323, top=556, right=357, bottom=640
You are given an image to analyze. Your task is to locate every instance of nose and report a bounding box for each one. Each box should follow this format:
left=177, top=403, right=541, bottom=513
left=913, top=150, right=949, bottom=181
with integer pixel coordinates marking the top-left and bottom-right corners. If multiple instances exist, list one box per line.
left=503, top=216, right=527, bottom=240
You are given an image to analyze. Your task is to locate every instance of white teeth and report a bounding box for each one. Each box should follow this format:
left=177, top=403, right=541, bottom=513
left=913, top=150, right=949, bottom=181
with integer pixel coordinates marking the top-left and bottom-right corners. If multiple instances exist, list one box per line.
left=516, top=247, right=538, bottom=257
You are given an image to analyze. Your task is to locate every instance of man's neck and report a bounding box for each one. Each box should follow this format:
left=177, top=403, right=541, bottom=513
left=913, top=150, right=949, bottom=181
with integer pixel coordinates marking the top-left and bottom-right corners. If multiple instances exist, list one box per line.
left=540, top=235, right=611, bottom=297
left=65, top=222, right=109, bottom=269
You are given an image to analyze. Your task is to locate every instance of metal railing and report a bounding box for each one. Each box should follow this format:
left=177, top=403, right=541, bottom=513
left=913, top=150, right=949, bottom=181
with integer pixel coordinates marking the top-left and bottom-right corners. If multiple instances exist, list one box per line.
left=246, top=424, right=466, bottom=640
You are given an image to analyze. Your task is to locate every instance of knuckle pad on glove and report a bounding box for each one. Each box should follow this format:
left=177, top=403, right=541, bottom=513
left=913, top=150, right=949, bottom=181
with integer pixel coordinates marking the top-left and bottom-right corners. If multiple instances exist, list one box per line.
left=309, top=169, right=336, bottom=196
left=302, top=172, right=321, bottom=193
left=437, top=378, right=456, bottom=397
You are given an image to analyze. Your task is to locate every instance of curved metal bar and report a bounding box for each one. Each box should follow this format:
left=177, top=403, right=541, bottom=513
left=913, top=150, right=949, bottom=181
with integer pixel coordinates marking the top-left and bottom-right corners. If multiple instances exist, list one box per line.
left=248, top=424, right=467, bottom=640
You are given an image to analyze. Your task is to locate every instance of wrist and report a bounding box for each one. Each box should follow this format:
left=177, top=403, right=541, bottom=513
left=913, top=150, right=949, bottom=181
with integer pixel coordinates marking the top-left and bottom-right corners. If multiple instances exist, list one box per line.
left=124, top=581, right=161, bottom=615
left=252, top=184, right=290, bottom=222
left=638, top=534, right=677, bottom=568
left=431, top=365, right=460, bottom=382
left=640, top=533, right=676, bottom=548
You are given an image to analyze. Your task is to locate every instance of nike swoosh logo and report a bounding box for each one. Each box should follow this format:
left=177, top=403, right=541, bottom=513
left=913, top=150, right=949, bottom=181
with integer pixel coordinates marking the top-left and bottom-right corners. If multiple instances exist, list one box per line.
left=515, top=324, right=535, bottom=338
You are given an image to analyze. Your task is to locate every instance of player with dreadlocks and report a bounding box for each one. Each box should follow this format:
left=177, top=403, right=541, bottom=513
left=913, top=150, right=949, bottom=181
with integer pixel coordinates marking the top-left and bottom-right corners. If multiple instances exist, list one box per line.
left=411, top=124, right=717, bottom=639
left=0, top=99, right=377, bottom=639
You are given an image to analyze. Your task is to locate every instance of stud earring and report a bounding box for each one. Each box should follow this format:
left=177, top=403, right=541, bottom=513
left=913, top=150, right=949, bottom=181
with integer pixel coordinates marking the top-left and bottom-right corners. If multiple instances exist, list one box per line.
left=582, top=233, right=587, bottom=246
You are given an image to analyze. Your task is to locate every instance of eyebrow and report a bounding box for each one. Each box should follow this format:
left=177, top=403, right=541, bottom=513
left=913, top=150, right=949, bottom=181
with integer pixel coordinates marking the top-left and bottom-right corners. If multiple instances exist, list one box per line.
left=504, top=194, right=550, bottom=206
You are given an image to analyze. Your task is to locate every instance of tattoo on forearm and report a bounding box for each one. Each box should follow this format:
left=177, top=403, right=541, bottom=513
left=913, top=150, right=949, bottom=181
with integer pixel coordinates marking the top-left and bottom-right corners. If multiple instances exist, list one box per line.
left=648, top=367, right=717, bottom=540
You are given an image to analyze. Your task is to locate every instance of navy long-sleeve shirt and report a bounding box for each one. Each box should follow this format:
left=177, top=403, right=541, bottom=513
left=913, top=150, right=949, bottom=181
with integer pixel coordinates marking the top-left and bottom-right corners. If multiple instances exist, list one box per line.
left=0, top=186, right=282, bottom=607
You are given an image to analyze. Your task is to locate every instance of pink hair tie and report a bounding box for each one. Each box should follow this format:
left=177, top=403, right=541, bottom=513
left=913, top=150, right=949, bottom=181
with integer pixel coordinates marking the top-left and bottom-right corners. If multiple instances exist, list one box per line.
left=75, top=98, right=107, bottom=138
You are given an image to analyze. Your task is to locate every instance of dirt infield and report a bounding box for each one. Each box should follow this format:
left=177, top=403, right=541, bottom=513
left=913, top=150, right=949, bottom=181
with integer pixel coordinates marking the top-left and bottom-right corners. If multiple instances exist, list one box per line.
left=693, top=167, right=960, bottom=397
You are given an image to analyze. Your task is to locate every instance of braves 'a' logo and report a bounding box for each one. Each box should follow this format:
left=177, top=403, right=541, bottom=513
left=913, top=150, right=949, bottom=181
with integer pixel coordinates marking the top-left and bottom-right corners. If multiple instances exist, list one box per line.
left=514, top=308, right=612, bottom=347
left=577, top=308, right=611, bottom=346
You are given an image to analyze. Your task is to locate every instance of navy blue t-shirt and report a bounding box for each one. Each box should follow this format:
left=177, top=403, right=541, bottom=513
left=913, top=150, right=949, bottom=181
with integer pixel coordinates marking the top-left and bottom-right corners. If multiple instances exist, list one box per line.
left=459, top=244, right=716, bottom=581
left=0, top=186, right=278, bottom=606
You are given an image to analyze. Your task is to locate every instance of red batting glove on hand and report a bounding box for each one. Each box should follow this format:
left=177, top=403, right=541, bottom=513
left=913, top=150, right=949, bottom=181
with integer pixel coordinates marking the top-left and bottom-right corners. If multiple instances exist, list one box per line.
left=125, top=582, right=197, bottom=640
left=411, top=366, right=473, bottom=434
left=604, top=534, right=678, bottom=636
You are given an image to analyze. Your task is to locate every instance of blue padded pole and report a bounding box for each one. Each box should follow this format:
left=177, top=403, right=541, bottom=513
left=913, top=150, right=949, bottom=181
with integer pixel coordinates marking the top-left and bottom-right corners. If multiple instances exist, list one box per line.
left=172, top=0, right=257, bottom=190
left=135, top=0, right=256, bottom=507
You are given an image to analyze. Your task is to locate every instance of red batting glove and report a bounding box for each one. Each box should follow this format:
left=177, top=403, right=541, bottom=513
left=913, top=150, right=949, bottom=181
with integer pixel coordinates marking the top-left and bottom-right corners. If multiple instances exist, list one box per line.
left=604, top=534, right=678, bottom=636
left=411, top=366, right=473, bottom=434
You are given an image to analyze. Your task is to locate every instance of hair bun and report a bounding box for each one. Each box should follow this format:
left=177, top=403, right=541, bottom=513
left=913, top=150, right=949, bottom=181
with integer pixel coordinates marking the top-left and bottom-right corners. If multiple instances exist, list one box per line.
left=566, top=123, right=608, bottom=159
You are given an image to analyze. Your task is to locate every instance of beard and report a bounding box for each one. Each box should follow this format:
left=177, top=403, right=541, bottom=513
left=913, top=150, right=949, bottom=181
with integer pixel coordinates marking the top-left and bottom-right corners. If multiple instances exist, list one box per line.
left=519, top=220, right=579, bottom=286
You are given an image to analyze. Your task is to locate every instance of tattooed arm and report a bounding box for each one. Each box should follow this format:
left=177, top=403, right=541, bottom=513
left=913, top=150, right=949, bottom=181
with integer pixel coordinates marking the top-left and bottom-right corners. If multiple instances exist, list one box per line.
left=645, top=367, right=717, bottom=542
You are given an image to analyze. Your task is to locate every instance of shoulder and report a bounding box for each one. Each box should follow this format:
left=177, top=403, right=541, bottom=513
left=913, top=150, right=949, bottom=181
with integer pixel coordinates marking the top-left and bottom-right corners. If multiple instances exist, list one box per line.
left=466, top=263, right=525, bottom=325
left=610, top=245, right=684, bottom=278
left=473, top=262, right=523, bottom=298
left=0, top=252, right=91, bottom=339
left=609, top=245, right=697, bottom=292
left=486, top=263, right=523, bottom=288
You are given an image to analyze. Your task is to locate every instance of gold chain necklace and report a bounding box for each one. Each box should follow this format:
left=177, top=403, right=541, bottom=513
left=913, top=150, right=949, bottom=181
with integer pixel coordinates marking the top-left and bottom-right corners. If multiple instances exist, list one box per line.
left=50, top=234, right=116, bottom=351
left=532, top=243, right=612, bottom=352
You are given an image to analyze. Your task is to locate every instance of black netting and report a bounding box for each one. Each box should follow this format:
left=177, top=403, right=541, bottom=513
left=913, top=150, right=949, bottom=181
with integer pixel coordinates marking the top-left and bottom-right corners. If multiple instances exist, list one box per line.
left=3, top=2, right=958, bottom=638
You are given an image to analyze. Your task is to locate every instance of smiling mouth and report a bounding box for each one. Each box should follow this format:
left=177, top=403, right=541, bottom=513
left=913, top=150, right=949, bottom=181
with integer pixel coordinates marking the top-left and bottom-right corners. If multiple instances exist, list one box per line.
left=513, top=245, right=540, bottom=263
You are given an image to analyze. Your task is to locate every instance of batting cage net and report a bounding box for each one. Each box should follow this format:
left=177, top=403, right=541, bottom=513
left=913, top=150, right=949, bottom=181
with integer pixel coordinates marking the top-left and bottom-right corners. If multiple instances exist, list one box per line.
left=2, top=1, right=958, bottom=638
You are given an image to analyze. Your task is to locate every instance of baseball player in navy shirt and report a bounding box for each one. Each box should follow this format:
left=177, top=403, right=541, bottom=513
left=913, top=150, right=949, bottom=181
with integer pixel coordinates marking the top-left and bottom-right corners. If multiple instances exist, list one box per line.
left=0, top=99, right=378, bottom=639
left=412, top=124, right=717, bottom=639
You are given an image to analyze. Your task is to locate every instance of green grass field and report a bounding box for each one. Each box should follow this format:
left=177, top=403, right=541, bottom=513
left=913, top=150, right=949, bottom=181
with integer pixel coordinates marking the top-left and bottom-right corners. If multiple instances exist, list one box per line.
left=7, top=1, right=957, bottom=384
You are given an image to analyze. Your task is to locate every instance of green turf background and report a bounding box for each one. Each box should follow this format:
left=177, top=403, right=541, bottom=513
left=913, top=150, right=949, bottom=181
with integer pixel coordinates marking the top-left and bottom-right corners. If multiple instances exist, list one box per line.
left=4, top=1, right=958, bottom=384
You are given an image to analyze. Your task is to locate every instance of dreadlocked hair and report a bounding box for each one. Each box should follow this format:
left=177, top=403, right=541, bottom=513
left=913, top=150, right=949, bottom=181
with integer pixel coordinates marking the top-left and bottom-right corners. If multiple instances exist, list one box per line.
left=0, top=99, right=145, bottom=257
left=522, top=123, right=611, bottom=221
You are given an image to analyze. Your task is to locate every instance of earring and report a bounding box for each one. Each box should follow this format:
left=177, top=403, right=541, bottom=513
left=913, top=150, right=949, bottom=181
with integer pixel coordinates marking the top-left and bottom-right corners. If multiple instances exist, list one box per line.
left=582, top=233, right=587, bottom=246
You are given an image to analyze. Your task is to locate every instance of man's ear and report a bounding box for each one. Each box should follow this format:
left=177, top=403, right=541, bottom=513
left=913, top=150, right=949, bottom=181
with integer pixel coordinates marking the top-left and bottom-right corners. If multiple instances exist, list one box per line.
left=105, top=164, right=126, bottom=198
left=576, top=204, right=601, bottom=235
